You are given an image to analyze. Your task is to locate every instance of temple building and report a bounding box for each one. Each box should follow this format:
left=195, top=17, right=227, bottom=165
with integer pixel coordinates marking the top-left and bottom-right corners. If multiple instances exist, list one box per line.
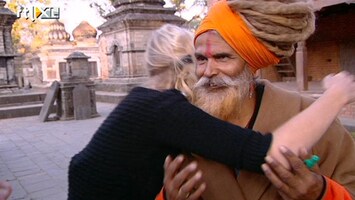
left=258, top=1, right=355, bottom=91
left=26, top=20, right=101, bottom=85
left=0, top=0, right=17, bottom=86
left=97, top=0, right=186, bottom=92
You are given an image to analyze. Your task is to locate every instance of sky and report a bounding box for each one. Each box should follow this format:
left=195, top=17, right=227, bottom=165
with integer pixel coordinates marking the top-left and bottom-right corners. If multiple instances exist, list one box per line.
left=5, top=0, right=204, bottom=39
left=5, top=0, right=203, bottom=38
left=54, top=0, right=204, bottom=36
left=53, top=0, right=110, bottom=36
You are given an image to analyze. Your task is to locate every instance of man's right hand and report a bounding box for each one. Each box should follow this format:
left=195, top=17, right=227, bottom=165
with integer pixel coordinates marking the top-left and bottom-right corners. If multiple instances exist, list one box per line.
left=163, top=155, right=206, bottom=200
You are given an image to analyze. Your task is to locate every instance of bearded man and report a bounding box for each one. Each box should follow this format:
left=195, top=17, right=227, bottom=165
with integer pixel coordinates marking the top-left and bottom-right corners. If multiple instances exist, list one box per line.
left=158, top=0, right=355, bottom=199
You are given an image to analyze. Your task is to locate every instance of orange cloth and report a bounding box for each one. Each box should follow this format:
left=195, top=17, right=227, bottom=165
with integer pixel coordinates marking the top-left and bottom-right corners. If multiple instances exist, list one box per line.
left=154, top=176, right=353, bottom=200
left=194, top=0, right=279, bottom=73
left=155, top=188, right=165, bottom=200
left=323, top=176, right=352, bottom=200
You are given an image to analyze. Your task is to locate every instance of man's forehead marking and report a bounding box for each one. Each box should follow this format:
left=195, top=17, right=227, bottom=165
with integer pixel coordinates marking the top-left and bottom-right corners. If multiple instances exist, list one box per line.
left=205, top=31, right=213, bottom=57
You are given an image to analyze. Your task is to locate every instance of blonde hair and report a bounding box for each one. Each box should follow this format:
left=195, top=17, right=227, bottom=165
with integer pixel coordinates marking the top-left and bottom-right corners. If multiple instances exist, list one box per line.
left=144, top=24, right=197, bottom=100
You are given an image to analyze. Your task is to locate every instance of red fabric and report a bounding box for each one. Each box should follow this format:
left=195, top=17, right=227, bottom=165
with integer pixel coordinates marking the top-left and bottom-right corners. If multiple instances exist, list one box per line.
left=323, top=176, right=352, bottom=200
left=155, top=188, right=165, bottom=200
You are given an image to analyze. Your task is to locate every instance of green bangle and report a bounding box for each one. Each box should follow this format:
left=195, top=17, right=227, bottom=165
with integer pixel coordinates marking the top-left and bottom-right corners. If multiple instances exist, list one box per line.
left=304, top=155, right=320, bottom=169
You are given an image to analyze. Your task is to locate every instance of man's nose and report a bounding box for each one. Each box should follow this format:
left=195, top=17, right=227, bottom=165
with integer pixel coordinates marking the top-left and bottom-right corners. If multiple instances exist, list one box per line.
left=203, top=59, right=218, bottom=78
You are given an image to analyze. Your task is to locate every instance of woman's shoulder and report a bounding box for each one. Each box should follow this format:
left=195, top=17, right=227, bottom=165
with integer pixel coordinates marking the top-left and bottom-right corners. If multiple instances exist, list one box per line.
left=130, top=87, right=185, bottom=99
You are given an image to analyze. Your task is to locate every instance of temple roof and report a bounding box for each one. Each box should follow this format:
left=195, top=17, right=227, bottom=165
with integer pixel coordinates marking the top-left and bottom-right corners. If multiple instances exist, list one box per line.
left=48, top=20, right=70, bottom=42
left=72, top=21, right=97, bottom=41
left=0, top=0, right=17, bottom=26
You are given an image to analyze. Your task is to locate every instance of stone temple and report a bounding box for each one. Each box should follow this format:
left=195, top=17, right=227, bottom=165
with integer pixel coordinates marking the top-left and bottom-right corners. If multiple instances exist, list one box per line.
left=97, top=0, right=186, bottom=93
left=0, top=0, right=17, bottom=86
left=24, top=20, right=101, bottom=86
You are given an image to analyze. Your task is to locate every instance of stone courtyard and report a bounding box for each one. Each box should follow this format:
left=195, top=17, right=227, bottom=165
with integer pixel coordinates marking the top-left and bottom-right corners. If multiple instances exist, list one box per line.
left=0, top=102, right=116, bottom=200
left=0, top=0, right=354, bottom=199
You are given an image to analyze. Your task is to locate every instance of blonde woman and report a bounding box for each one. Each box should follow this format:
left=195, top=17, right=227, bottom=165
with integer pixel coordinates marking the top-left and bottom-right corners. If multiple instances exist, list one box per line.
left=68, top=24, right=355, bottom=200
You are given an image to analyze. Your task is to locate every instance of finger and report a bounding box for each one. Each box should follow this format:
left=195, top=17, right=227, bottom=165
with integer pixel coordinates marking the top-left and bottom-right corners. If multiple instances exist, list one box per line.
left=299, top=147, right=310, bottom=160
left=262, top=162, right=290, bottom=193
left=265, top=153, right=300, bottom=189
left=278, top=191, right=292, bottom=200
left=186, top=183, right=206, bottom=200
left=164, top=155, right=184, bottom=183
left=164, top=155, right=186, bottom=199
left=179, top=170, right=204, bottom=200
left=310, top=162, right=320, bottom=173
left=280, top=146, right=310, bottom=178
left=173, top=162, right=198, bottom=190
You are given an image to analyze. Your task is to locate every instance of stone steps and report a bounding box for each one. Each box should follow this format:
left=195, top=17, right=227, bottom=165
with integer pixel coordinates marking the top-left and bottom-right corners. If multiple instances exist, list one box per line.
left=0, top=78, right=145, bottom=119
left=94, top=79, right=145, bottom=104
left=0, top=103, right=44, bottom=119
left=0, top=92, right=46, bottom=107
left=95, top=82, right=140, bottom=93
left=95, top=91, right=127, bottom=104
left=0, top=91, right=55, bottom=120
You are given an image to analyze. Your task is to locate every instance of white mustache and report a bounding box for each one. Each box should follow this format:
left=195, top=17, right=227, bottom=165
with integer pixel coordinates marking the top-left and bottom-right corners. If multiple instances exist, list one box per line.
left=194, top=76, right=246, bottom=89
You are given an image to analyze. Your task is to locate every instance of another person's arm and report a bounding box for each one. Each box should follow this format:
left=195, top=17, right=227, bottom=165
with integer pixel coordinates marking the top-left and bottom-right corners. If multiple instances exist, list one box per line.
left=0, top=181, right=12, bottom=200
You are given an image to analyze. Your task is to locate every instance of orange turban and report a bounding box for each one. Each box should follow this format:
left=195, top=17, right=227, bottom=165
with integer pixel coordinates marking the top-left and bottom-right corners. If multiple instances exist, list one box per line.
left=194, top=0, right=280, bottom=73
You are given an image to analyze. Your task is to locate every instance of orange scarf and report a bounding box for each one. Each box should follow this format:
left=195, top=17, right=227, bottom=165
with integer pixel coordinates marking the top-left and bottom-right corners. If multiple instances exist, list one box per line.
left=194, top=0, right=280, bottom=73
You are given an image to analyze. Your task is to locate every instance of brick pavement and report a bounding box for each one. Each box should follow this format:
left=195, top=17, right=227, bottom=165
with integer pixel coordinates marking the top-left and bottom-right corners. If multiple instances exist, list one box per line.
left=0, top=102, right=116, bottom=200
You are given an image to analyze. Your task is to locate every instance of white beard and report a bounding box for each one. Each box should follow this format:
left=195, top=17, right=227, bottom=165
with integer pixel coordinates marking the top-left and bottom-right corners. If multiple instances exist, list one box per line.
left=193, top=68, right=254, bottom=121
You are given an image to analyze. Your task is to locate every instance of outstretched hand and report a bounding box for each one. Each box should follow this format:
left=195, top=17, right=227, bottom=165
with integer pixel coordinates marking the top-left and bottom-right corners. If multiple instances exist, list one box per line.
left=322, top=71, right=355, bottom=105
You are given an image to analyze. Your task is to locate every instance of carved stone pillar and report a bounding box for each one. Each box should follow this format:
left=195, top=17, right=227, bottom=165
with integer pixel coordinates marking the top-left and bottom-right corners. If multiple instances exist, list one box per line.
left=4, top=26, right=14, bottom=54
left=0, top=0, right=18, bottom=86
left=296, top=41, right=308, bottom=91
left=57, top=52, right=98, bottom=120
left=59, top=86, right=74, bottom=120
left=0, top=29, right=4, bottom=54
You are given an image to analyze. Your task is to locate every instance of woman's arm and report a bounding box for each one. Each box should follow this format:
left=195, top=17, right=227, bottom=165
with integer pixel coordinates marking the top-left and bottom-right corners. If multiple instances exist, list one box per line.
left=155, top=71, right=355, bottom=172
left=269, top=71, right=355, bottom=168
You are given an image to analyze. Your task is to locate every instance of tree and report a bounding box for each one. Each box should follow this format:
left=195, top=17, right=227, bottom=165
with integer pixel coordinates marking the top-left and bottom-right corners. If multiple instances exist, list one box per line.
left=88, top=1, right=114, bottom=18
left=7, top=0, right=52, bottom=53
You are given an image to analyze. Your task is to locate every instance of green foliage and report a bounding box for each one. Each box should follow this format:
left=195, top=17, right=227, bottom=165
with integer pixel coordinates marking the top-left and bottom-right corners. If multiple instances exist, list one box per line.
left=352, top=132, right=355, bottom=140
left=7, top=0, right=51, bottom=53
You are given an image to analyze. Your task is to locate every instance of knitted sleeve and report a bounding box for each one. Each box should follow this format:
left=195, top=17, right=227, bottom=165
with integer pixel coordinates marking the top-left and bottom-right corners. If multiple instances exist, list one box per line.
left=153, top=89, right=272, bottom=173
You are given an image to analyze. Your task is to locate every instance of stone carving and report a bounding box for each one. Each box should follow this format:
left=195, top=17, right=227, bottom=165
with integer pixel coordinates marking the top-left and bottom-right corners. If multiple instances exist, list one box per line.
left=39, top=81, right=60, bottom=122
left=0, top=0, right=18, bottom=86
left=73, top=84, right=91, bottom=120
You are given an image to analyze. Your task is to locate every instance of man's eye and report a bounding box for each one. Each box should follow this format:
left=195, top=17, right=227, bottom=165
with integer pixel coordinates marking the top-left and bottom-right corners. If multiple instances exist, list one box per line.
left=215, top=56, right=230, bottom=62
left=195, top=55, right=205, bottom=61
left=195, top=56, right=206, bottom=65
